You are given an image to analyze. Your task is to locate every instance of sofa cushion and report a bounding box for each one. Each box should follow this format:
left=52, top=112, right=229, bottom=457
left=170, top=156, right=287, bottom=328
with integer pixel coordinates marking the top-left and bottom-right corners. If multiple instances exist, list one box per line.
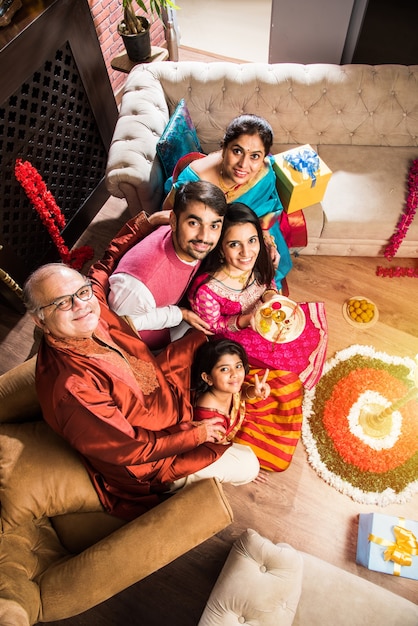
left=0, top=421, right=102, bottom=530
left=0, top=356, right=40, bottom=423
left=156, top=98, right=203, bottom=179
left=0, top=599, right=31, bottom=626
left=198, top=528, right=303, bottom=626
left=294, top=551, right=418, bottom=626
left=318, top=145, right=418, bottom=248
left=51, top=511, right=126, bottom=554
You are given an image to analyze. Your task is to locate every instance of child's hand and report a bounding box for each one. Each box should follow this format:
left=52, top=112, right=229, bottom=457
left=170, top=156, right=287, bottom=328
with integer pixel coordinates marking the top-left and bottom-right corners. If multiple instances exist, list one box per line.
left=253, top=369, right=271, bottom=399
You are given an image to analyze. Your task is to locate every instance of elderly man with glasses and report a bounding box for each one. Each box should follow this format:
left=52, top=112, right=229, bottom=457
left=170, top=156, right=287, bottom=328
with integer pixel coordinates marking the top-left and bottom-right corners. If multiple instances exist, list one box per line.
left=22, top=212, right=259, bottom=521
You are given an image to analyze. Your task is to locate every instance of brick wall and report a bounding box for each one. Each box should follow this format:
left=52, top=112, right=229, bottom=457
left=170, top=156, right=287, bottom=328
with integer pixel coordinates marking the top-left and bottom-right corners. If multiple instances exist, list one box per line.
left=88, top=0, right=166, bottom=96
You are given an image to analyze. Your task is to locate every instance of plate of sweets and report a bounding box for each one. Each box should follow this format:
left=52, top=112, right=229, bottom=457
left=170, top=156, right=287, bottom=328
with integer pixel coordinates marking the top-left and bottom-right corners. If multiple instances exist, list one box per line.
left=254, top=296, right=306, bottom=344
left=342, top=295, right=379, bottom=328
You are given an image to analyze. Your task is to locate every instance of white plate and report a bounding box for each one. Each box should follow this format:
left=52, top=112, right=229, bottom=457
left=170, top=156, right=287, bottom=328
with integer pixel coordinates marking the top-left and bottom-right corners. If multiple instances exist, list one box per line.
left=342, top=295, right=379, bottom=328
left=254, top=296, right=306, bottom=344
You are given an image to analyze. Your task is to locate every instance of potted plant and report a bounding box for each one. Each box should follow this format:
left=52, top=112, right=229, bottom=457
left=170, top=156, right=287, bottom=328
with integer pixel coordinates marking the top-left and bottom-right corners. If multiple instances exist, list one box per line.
left=118, top=0, right=178, bottom=63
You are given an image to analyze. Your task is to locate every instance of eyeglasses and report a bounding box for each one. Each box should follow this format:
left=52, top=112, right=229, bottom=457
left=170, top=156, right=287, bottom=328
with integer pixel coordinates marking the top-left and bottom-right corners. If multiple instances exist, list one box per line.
left=39, top=282, right=94, bottom=312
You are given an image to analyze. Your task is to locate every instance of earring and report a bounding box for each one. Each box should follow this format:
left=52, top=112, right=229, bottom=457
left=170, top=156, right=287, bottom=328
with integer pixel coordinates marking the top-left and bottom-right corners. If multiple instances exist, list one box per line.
left=202, top=373, right=212, bottom=385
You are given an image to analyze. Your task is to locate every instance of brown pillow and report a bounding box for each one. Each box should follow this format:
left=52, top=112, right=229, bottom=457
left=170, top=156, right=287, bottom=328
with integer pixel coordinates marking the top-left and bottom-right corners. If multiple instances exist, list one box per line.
left=0, top=421, right=102, bottom=530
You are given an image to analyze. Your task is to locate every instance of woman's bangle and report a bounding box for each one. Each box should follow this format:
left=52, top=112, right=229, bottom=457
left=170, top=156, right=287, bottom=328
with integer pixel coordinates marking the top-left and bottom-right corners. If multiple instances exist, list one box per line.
left=262, top=288, right=278, bottom=302
left=231, top=313, right=243, bottom=331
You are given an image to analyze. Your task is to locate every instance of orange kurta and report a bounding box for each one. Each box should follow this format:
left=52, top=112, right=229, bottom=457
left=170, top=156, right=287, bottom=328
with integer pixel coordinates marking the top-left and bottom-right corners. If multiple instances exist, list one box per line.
left=36, top=213, right=226, bottom=520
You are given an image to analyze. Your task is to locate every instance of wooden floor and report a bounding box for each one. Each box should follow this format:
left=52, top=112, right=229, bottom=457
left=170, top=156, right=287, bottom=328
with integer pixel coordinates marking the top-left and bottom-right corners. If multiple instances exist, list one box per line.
left=175, top=0, right=271, bottom=62
left=1, top=191, right=417, bottom=624
left=178, top=44, right=248, bottom=63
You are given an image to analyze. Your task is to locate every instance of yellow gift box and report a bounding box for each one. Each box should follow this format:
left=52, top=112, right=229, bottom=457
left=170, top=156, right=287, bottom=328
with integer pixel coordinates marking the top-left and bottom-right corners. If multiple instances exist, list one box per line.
left=272, top=144, right=332, bottom=213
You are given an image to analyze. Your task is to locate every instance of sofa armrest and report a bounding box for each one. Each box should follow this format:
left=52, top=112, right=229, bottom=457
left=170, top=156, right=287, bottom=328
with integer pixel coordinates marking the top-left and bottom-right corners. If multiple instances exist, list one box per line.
left=105, top=68, right=170, bottom=215
left=0, top=599, right=31, bottom=626
left=37, top=478, right=233, bottom=622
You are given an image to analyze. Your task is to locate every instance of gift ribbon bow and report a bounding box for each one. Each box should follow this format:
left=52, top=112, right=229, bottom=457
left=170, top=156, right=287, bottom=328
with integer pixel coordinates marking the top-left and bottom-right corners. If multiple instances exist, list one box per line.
left=284, top=148, right=320, bottom=187
left=369, top=518, right=418, bottom=576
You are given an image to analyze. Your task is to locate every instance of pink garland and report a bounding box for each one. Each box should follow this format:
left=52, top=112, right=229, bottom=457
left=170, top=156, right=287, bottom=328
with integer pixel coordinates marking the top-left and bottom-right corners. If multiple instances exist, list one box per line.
left=14, top=159, right=94, bottom=271
left=376, top=159, right=418, bottom=278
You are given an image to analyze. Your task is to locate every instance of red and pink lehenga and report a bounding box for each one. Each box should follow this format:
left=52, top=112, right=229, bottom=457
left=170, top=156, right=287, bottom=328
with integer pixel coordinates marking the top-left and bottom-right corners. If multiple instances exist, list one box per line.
left=188, top=274, right=328, bottom=472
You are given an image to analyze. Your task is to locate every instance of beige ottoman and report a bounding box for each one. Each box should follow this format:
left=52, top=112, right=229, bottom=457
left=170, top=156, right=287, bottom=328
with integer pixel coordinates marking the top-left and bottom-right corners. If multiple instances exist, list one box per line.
left=198, top=528, right=418, bottom=626
left=198, top=529, right=303, bottom=626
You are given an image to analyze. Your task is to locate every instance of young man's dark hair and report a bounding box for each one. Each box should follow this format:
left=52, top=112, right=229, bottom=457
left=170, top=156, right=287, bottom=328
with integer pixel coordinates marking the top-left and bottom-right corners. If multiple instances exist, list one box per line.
left=173, top=180, right=228, bottom=219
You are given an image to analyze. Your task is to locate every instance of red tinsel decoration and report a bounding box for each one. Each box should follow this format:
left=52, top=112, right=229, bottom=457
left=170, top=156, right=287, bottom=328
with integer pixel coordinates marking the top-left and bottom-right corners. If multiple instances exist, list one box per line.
left=376, top=159, right=418, bottom=278
left=14, top=159, right=94, bottom=271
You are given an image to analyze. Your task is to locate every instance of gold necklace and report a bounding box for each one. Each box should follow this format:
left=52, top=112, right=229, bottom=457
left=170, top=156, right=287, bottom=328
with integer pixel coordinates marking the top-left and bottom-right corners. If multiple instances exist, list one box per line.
left=218, top=168, right=240, bottom=196
left=221, top=266, right=251, bottom=285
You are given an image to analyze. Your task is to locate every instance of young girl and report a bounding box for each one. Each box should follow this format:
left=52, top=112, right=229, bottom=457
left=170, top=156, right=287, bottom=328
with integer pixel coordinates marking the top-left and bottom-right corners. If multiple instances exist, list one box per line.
left=192, top=338, right=270, bottom=445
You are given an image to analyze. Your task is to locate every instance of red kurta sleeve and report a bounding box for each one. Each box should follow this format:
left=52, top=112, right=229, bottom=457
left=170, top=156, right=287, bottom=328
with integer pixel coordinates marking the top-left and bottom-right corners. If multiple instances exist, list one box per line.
left=56, top=376, right=206, bottom=467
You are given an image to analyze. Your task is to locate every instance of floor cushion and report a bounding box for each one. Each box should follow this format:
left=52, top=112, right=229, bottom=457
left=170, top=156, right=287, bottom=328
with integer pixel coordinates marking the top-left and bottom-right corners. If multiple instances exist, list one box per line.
left=198, top=528, right=303, bottom=626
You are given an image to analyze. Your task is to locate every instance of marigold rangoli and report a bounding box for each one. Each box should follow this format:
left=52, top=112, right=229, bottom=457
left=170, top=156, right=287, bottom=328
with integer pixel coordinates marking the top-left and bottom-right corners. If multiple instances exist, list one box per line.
left=302, top=344, right=418, bottom=505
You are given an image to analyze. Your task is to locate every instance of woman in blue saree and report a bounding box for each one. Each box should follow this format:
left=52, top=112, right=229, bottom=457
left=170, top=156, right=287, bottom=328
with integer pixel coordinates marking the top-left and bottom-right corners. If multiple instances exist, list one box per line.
left=162, top=114, right=293, bottom=291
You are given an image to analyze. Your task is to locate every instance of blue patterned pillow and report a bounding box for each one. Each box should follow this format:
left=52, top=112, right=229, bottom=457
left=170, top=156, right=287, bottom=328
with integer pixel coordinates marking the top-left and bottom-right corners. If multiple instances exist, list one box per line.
left=156, top=99, right=203, bottom=179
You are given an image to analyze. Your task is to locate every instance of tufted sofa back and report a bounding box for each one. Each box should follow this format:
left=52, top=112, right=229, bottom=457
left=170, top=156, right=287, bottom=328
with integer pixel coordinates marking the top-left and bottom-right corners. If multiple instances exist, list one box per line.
left=141, top=62, right=418, bottom=150
left=107, top=62, right=418, bottom=215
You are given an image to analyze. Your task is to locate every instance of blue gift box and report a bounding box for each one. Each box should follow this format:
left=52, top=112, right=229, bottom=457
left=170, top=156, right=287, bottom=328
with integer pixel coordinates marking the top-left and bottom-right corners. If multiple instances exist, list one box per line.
left=356, top=513, right=418, bottom=580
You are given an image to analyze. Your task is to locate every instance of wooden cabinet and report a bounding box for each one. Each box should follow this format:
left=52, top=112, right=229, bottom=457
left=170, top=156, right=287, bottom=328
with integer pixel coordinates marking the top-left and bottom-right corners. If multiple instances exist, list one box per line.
left=0, top=0, right=118, bottom=296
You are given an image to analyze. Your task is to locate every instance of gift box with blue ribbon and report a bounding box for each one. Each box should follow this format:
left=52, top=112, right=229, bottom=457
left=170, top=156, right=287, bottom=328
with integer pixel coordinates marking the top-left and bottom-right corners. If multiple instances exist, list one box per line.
left=273, top=144, right=332, bottom=213
left=356, top=513, right=418, bottom=580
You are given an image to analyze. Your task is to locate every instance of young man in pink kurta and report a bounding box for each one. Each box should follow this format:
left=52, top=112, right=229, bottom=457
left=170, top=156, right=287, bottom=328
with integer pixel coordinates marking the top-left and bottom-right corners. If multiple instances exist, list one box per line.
left=108, top=180, right=227, bottom=351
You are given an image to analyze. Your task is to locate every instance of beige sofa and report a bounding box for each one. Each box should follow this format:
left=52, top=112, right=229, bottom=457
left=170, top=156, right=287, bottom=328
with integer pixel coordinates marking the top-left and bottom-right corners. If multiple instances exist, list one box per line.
left=106, top=62, right=418, bottom=257
left=0, top=357, right=233, bottom=625
left=198, top=529, right=418, bottom=626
